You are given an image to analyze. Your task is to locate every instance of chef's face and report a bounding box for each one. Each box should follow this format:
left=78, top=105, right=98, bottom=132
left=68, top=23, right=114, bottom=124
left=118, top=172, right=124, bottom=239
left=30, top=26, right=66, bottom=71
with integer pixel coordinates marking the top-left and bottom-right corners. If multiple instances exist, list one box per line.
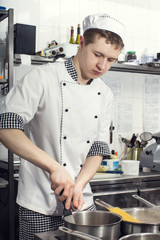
left=78, top=35, right=121, bottom=80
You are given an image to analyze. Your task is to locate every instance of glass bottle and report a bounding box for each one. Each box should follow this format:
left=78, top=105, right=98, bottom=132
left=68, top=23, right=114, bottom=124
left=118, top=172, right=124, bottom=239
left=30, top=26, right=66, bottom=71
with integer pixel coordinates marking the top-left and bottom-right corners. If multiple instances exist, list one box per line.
left=69, top=26, right=75, bottom=44
left=76, top=24, right=80, bottom=44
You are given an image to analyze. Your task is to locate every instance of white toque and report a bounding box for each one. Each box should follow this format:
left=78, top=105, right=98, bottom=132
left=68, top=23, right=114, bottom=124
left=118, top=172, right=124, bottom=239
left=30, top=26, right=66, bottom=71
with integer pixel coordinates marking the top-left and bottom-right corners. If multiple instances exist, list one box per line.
left=83, top=13, right=125, bottom=42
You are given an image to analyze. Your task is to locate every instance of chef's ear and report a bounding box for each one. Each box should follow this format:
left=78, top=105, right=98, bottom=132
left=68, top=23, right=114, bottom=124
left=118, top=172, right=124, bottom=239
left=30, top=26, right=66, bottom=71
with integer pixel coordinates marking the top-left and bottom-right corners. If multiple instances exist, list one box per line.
left=79, top=35, right=85, bottom=49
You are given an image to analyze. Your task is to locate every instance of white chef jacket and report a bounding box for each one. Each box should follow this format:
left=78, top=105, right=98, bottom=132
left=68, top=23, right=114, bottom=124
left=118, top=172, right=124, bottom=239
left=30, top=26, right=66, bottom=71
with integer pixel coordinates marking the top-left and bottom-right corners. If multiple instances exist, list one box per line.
left=0, top=59, right=113, bottom=215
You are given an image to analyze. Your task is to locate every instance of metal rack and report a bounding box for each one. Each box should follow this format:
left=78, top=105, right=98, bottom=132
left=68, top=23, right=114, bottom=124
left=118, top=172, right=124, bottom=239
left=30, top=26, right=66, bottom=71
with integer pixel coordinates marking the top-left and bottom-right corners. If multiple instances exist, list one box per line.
left=0, top=8, right=15, bottom=240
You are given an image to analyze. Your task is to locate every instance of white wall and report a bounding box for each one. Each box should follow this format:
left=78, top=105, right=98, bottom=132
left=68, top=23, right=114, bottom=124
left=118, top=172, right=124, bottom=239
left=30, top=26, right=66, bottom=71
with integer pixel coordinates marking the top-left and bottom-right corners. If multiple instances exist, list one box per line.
left=1, top=0, right=160, bottom=158
left=1, top=0, right=160, bottom=59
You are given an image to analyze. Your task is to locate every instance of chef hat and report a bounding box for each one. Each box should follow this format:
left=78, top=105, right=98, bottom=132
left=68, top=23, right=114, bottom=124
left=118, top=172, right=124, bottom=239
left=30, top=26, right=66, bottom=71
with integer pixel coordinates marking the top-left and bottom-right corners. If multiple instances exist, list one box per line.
left=83, top=13, right=125, bottom=42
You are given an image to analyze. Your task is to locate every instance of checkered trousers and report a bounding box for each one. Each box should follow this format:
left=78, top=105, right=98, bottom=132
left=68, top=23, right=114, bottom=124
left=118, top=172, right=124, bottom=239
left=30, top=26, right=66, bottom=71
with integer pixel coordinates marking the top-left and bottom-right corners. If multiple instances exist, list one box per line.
left=19, top=204, right=96, bottom=240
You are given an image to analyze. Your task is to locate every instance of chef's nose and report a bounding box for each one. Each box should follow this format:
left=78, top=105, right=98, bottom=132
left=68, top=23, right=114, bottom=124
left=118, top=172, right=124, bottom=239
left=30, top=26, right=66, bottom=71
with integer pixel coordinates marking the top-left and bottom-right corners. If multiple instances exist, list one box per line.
left=97, top=58, right=107, bottom=70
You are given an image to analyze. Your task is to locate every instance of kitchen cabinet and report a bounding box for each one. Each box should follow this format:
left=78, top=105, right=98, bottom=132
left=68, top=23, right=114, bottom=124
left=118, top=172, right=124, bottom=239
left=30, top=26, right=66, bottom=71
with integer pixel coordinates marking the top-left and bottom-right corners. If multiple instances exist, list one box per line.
left=0, top=8, right=16, bottom=240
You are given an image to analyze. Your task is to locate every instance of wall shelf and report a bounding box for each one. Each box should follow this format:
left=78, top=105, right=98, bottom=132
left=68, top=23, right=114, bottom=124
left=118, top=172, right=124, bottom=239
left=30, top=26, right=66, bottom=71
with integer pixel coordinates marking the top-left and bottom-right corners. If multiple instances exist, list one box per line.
left=0, top=9, right=8, bottom=21
left=110, top=63, right=160, bottom=75
left=14, top=54, right=160, bottom=75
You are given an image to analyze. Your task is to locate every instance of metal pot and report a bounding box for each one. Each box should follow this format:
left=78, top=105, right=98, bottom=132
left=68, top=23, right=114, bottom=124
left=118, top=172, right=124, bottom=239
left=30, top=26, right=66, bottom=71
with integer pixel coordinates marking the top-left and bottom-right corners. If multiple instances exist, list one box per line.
left=63, top=210, right=122, bottom=240
left=119, top=233, right=160, bottom=240
left=121, top=207, right=160, bottom=235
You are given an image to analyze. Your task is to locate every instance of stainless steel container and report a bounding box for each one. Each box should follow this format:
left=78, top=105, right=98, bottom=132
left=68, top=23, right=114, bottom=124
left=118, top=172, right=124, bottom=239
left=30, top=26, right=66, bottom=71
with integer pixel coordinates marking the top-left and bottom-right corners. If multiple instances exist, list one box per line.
left=119, top=233, right=160, bottom=240
left=64, top=210, right=122, bottom=240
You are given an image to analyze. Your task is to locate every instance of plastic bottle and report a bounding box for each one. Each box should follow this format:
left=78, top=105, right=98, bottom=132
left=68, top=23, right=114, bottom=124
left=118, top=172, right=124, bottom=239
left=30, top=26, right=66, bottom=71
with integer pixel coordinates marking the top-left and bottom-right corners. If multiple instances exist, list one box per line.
left=141, top=48, right=154, bottom=64
left=118, top=49, right=125, bottom=63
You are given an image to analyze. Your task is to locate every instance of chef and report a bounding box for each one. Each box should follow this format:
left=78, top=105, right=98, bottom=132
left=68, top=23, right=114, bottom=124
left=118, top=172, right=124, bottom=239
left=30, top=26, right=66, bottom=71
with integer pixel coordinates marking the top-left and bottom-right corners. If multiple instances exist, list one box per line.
left=0, top=13, right=125, bottom=240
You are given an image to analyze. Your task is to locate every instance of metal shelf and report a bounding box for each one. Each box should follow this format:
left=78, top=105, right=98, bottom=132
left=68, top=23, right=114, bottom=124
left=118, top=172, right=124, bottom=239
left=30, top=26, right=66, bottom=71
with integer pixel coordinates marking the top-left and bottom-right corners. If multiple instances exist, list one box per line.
left=14, top=54, right=53, bottom=65
left=0, top=9, right=8, bottom=22
left=111, top=63, right=160, bottom=75
left=14, top=54, right=160, bottom=75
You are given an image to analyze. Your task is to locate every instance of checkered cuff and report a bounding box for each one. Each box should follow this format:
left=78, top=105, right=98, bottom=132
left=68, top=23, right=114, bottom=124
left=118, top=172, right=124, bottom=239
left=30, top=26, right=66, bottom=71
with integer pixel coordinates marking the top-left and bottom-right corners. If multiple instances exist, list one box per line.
left=0, top=112, right=24, bottom=131
left=87, top=141, right=110, bottom=157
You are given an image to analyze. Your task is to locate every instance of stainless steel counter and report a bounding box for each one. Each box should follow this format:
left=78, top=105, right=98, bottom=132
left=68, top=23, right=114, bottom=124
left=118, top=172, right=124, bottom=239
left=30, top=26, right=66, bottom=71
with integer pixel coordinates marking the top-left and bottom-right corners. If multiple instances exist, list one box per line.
left=90, top=170, right=160, bottom=185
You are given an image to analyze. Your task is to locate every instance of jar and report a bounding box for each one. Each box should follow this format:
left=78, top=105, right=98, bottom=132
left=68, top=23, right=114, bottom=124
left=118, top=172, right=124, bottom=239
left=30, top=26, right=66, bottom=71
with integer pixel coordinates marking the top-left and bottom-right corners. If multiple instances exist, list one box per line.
left=126, top=51, right=137, bottom=61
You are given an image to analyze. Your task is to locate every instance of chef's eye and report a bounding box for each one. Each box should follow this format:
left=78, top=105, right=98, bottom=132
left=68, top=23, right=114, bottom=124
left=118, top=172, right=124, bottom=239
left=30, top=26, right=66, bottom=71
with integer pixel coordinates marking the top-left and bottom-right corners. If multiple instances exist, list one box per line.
left=108, top=58, right=117, bottom=63
left=94, top=52, right=101, bottom=57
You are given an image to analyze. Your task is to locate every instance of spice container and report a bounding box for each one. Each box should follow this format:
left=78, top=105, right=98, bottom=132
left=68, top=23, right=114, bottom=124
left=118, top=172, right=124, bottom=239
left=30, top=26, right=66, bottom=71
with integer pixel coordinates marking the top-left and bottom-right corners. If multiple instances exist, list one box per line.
left=126, top=51, right=137, bottom=61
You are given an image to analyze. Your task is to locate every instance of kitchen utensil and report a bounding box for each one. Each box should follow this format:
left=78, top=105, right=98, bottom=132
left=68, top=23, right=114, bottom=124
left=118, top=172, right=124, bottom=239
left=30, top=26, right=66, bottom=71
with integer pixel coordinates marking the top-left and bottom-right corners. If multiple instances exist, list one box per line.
left=119, top=135, right=131, bottom=148
left=59, top=226, right=100, bottom=240
left=121, top=207, right=160, bottom=235
left=119, top=233, right=160, bottom=240
left=130, top=133, right=137, bottom=147
left=59, top=189, right=73, bottom=217
left=109, top=121, right=114, bottom=144
left=95, top=199, right=140, bottom=223
left=132, top=195, right=158, bottom=208
left=120, top=145, right=137, bottom=160
left=140, top=132, right=153, bottom=142
left=63, top=210, right=122, bottom=240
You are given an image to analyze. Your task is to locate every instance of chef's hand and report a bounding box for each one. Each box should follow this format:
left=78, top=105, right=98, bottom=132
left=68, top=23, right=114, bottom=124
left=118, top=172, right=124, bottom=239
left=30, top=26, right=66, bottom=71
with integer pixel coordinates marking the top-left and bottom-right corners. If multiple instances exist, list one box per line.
left=72, top=183, right=84, bottom=211
left=50, top=165, right=75, bottom=209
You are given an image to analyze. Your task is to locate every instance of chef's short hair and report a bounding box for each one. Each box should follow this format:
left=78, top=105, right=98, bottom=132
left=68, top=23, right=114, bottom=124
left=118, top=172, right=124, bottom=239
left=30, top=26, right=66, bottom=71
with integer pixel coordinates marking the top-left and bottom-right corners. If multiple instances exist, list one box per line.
left=83, top=28, right=124, bottom=50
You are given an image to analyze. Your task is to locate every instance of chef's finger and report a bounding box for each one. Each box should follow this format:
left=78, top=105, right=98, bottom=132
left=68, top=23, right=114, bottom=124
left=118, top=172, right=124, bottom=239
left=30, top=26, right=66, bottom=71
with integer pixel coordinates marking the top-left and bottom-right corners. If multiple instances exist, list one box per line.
left=51, top=183, right=58, bottom=191
left=64, top=186, right=74, bottom=210
left=72, top=194, right=84, bottom=210
left=57, top=184, right=73, bottom=203
left=54, top=186, right=65, bottom=199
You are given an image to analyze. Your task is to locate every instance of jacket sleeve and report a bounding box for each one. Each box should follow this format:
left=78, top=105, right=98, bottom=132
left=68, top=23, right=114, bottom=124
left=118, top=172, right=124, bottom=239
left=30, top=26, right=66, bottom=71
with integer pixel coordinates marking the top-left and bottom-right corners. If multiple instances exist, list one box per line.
left=0, top=67, right=45, bottom=129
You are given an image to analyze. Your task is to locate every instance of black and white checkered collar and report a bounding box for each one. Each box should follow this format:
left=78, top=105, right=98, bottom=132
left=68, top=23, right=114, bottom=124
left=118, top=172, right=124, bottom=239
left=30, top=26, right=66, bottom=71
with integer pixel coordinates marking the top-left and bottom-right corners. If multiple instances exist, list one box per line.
left=64, top=57, right=93, bottom=84
left=64, top=57, right=78, bottom=82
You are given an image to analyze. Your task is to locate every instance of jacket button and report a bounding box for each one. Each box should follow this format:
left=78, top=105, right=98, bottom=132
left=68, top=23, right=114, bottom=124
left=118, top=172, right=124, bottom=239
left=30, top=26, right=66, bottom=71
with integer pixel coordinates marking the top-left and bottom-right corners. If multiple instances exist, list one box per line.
left=80, top=164, right=83, bottom=167
left=63, top=83, right=66, bottom=86
left=65, top=109, right=68, bottom=112
left=98, top=92, right=101, bottom=95
left=87, top=140, right=90, bottom=143
left=63, top=136, right=67, bottom=139
left=63, top=163, right=67, bottom=166
left=94, top=115, right=98, bottom=118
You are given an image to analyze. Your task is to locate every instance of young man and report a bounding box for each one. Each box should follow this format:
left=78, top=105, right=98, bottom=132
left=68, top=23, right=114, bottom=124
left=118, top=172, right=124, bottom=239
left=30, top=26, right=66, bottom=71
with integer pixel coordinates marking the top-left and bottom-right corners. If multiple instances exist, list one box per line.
left=0, top=13, right=124, bottom=240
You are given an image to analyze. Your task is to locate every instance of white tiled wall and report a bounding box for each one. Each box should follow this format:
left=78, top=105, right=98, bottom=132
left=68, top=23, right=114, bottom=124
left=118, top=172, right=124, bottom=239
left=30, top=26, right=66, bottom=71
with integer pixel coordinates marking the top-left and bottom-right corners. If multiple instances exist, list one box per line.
left=1, top=0, right=160, bottom=158
left=1, top=0, right=160, bottom=59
